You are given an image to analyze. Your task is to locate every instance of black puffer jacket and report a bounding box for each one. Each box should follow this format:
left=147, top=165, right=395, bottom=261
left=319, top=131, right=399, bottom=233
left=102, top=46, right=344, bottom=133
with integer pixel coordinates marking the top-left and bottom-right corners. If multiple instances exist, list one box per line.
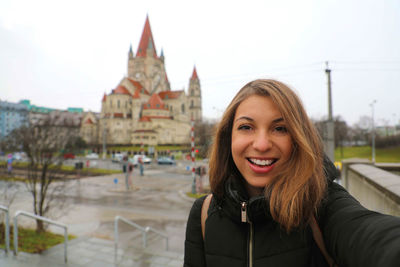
left=184, top=160, right=400, bottom=267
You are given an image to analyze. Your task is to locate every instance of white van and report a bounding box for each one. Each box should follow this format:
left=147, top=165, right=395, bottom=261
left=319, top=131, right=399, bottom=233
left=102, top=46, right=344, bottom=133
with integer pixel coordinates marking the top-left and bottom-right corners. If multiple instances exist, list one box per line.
left=131, top=155, right=152, bottom=166
left=112, top=153, right=124, bottom=163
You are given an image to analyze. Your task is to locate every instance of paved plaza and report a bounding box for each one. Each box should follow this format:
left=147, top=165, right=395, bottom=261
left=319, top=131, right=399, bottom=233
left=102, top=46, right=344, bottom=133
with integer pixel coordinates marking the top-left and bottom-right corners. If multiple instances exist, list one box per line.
left=0, top=161, right=203, bottom=266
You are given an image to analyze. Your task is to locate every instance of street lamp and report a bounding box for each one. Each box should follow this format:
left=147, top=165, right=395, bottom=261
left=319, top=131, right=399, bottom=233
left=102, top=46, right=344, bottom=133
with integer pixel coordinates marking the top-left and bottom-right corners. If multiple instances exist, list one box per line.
left=370, top=100, right=377, bottom=163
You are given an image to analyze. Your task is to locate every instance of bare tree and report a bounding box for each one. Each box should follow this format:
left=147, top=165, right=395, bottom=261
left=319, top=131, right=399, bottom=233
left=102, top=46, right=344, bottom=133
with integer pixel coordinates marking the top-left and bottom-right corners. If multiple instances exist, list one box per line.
left=312, top=116, right=350, bottom=158
left=334, top=116, right=349, bottom=158
left=352, top=115, right=373, bottom=146
left=4, top=112, right=81, bottom=232
left=194, top=119, right=217, bottom=158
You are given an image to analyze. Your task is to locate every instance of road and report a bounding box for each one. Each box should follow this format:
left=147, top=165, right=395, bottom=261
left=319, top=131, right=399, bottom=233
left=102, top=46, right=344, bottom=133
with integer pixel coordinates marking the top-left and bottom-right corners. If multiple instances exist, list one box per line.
left=2, top=160, right=204, bottom=253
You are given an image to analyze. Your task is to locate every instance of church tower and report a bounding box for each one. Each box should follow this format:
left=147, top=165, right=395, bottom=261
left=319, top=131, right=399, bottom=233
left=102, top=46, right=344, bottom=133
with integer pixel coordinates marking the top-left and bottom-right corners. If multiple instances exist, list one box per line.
left=127, top=15, right=167, bottom=95
left=188, top=66, right=202, bottom=122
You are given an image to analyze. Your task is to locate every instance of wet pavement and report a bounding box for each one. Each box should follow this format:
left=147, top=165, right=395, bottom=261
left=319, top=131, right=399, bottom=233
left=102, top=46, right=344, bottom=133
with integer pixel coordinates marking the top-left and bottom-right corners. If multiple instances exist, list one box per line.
left=0, top=162, right=205, bottom=266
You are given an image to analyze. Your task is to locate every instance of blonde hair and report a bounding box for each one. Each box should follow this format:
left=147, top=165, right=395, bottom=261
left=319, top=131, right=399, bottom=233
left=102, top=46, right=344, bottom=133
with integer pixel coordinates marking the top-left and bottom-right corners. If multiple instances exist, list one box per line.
left=209, top=79, right=326, bottom=232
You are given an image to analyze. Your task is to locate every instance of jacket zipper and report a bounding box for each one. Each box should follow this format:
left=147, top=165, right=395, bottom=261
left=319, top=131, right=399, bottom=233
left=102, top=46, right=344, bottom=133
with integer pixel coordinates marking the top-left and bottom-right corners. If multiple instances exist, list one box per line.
left=241, top=202, right=253, bottom=267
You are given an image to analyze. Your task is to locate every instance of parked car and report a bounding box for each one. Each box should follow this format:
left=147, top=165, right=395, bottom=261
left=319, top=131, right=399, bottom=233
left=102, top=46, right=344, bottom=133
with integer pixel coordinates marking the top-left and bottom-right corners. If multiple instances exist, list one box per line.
left=63, top=153, right=75, bottom=159
left=157, top=157, right=176, bottom=165
left=112, top=153, right=124, bottom=163
left=13, top=152, right=26, bottom=161
left=131, top=155, right=152, bottom=166
left=85, top=153, right=99, bottom=159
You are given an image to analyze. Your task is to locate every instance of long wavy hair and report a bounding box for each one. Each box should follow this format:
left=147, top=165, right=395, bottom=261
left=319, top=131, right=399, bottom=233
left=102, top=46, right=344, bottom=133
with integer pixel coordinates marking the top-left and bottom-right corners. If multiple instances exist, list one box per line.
left=209, top=79, right=326, bottom=232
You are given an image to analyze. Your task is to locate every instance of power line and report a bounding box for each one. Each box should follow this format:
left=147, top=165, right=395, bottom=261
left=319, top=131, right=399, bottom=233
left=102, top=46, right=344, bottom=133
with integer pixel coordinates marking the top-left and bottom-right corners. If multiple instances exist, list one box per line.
left=330, top=60, right=400, bottom=65
left=335, top=68, right=400, bottom=72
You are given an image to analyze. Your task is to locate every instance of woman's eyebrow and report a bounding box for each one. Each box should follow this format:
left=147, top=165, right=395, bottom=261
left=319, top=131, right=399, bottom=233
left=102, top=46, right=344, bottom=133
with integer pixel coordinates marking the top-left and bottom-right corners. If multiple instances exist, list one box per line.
left=273, top=117, right=284, bottom=123
left=235, top=117, right=284, bottom=123
left=234, top=116, right=253, bottom=123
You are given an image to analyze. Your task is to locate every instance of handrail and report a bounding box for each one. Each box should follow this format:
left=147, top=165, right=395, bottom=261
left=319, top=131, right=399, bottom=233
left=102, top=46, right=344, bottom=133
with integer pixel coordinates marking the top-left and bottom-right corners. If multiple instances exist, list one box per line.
left=13, top=210, right=68, bottom=263
left=0, top=205, right=10, bottom=254
left=114, top=215, right=169, bottom=265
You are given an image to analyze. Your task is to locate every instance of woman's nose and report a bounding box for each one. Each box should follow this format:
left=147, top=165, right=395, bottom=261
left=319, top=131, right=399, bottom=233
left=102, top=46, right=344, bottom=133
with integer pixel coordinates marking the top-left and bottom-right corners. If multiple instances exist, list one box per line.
left=252, top=131, right=272, bottom=151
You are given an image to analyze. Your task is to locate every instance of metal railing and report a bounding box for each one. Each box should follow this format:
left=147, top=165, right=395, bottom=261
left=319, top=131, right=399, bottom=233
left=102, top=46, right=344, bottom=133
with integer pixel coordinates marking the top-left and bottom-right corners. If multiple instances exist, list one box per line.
left=114, top=216, right=169, bottom=265
left=13, top=211, right=68, bottom=263
left=0, top=205, right=10, bottom=254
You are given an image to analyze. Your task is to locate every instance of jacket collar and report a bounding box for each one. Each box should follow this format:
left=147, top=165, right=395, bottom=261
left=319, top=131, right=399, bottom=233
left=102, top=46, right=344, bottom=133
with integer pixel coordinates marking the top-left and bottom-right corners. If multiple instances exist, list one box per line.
left=215, top=155, right=339, bottom=224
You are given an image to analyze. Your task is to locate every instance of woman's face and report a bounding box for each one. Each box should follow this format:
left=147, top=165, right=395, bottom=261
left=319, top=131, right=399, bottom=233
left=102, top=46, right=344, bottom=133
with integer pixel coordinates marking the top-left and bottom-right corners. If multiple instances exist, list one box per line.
left=231, top=95, right=293, bottom=196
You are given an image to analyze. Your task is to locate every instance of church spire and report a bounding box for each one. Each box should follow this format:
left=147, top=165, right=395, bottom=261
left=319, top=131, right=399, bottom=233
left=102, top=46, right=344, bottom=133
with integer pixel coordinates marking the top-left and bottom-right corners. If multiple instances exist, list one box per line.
left=136, top=15, right=157, bottom=58
left=160, top=48, right=165, bottom=62
left=128, top=43, right=134, bottom=59
left=190, top=66, right=199, bottom=80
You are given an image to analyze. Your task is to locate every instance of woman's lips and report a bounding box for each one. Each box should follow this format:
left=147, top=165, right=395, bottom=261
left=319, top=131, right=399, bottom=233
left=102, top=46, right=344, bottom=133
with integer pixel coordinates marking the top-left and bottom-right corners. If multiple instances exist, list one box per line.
left=247, top=158, right=277, bottom=174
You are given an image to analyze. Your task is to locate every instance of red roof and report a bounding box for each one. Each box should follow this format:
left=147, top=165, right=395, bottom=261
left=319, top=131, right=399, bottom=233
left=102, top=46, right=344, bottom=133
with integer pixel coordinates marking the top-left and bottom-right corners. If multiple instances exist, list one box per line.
left=102, top=93, right=107, bottom=102
left=127, top=78, right=144, bottom=90
left=113, top=85, right=131, bottom=95
left=143, top=94, right=168, bottom=110
left=158, top=91, right=182, bottom=100
left=136, top=16, right=157, bottom=58
left=127, top=78, right=150, bottom=98
left=191, top=66, right=199, bottom=80
left=139, top=115, right=172, bottom=122
left=139, top=116, right=151, bottom=122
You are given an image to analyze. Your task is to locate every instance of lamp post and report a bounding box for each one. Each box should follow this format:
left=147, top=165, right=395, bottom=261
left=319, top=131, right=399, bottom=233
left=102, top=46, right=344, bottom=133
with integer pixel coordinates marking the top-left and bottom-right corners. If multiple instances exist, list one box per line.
left=370, top=100, right=377, bottom=163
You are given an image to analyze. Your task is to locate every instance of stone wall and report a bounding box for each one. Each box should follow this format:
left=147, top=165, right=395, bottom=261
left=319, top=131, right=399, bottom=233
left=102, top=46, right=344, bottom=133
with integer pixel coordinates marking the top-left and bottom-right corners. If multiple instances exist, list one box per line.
left=342, top=159, right=400, bottom=216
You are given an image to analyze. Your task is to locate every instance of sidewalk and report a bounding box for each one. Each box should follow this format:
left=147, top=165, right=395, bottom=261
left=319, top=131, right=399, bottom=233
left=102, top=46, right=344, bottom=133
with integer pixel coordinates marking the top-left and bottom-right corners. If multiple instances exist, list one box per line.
left=0, top=235, right=183, bottom=267
left=0, top=168, right=197, bottom=266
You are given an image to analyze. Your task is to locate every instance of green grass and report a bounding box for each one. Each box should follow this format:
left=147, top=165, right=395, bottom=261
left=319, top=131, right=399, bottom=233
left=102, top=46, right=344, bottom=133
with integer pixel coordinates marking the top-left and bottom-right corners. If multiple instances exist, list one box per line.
left=186, top=192, right=208, bottom=199
left=335, top=146, right=400, bottom=163
left=61, top=165, right=121, bottom=175
left=0, top=225, right=75, bottom=253
left=108, top=145, right=190, bottom=152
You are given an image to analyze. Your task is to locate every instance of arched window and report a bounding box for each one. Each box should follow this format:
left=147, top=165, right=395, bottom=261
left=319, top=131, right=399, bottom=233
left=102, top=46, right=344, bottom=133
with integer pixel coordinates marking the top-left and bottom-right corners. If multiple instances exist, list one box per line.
left=117, top=100, right=120, bottom=108
left=190, top=100, right=194, bottom=108
left=181, top=104, right=185, bottom=113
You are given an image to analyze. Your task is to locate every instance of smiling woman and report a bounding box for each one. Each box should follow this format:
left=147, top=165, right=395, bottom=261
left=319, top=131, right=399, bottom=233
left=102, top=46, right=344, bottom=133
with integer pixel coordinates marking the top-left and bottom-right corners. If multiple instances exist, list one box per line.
left=184, top=79, right=400, bottom=267
left=231, top=95, right=293, bottom=197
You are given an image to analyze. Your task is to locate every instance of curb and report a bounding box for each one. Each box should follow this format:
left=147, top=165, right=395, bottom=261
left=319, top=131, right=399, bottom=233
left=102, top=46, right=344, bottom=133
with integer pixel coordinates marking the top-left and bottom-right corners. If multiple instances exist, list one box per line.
left=178, top=190, right=196, bottom=203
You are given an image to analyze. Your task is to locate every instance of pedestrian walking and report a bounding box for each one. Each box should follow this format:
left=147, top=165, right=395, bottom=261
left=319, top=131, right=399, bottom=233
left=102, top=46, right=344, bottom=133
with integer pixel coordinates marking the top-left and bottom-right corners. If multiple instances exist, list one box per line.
left=122, top=156, right=130, bottom=190
left=139, top=156, right=144, bottom=176
left=184, top=79, right=400, bottom=267
left=127, top=157, right=134, bottom=189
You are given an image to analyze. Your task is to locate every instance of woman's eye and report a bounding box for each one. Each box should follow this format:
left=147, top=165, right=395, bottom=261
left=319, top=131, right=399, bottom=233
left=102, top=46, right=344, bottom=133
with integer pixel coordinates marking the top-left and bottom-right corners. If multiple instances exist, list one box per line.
left=275, top=126, right=288, bottom=133
left=238, top=125, right=252, bottom=131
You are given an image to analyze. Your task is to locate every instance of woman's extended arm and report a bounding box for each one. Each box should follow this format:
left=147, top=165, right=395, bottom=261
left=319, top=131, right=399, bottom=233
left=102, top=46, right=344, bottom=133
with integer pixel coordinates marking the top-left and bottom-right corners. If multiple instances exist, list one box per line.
left=184, top=196, right=207, bottom=267
left=320, top=182, right=400, bottom=267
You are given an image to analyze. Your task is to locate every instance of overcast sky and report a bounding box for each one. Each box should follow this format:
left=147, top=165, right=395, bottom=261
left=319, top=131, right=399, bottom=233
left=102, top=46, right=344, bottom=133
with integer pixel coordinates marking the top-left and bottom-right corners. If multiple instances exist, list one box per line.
left=1, top=0, right=399, bottom=126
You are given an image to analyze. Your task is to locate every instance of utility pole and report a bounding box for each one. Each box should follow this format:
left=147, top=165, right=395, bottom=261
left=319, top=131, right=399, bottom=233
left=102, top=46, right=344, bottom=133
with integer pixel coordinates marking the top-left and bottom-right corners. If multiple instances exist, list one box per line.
left=370, top=100, right=377, bottom=163
left=325, top=61, right=335, bottom=162
left=190, top=117, right=196, bottom=194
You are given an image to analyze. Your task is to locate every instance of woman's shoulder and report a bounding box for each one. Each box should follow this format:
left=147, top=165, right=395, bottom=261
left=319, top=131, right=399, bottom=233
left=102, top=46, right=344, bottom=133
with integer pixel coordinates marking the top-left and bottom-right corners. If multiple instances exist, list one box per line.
left=188, top=195, right=208, bottom=218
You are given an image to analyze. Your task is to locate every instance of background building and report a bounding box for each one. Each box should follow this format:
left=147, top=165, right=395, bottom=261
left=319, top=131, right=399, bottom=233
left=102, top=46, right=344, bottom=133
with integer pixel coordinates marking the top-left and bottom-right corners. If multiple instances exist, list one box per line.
left=0, top=100, right=29, bottom=139
left=82, top=16, right=202, bottom=146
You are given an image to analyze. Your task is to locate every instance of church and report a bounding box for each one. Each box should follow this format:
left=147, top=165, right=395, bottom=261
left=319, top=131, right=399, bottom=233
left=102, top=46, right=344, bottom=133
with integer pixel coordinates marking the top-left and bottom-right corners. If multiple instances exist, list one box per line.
left=81, top=16, right=202, bottom=146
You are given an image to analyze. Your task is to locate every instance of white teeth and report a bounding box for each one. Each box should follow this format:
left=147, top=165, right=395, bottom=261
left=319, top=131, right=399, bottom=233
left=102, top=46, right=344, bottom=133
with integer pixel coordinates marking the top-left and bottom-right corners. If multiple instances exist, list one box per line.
left=249, top=158, right=274, bottom=166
